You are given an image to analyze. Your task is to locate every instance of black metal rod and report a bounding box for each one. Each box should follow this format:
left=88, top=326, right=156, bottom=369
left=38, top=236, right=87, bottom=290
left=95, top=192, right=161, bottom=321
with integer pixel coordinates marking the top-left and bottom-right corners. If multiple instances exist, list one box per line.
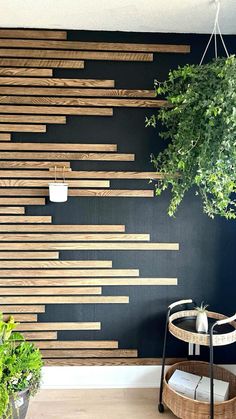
left=159, top=307, right=170, bottom=407
left=209, top=323, right=216, bottom=419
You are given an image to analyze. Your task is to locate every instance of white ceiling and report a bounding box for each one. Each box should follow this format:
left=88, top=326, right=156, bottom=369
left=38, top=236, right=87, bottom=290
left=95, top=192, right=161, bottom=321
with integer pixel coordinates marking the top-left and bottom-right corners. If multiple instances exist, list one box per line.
left=0, top=0, right=235, bottom=34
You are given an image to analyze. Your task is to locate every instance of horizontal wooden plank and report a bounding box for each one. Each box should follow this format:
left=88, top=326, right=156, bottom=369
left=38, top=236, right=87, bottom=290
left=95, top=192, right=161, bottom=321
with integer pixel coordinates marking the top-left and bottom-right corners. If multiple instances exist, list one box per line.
left=32, top=341, right=119, bottom=349
left=1, top=305, right=45, bottom=313
left=0, top=269, right=139, bottom=277
left=0, top=105, right=113, bottom=116
left=16, top=322, right=101, bottom=331
left=0, top=207, right=25, bottom=214
left=0, top=198, right=45, bottom=205
left=23, top=332, right=57, bottom=340
left=3, top=313, right=37, bottom=322
left=0, top=180, right=110, bottom=188
left=0, top=233, right=149, bottom=241
left=0, top=142, right=117, bottom=152
left=43, top=358, right=186, bottom=366
left=1, top=297, right=129, bottom=304
left=0, top=123, right=46, bottom=132
left=41, top=349, right=137, bottom=358
left=0, top=278, right=177, bottom=286
left=0, top=39, right=190, bottom=53
left=0, top=242, right=178, bottom=251
left=0, top=260, right=112, bottom=268
left=0, top=77, right=114, bottom=87
left=0, top=252, right=59, bottom=259
left=0, top=170, right=162, bottom=179
left=0, top=224, right=125, bottom=232
left=0, top=58, right=85, bottom=68
left=0, top=30, right=67, bottom=40
left=0, top=152, right=133, bottom=161
left=0, top=161, right=71, bottom=169
left=0, top=216, right=51, bottom=223
left=0, top=96, right=164, bottom=108
left=0, top=287, right=102, bottom=295
left=0, top=67, right=53, bottom=76
left=0, top=86, right=155, bottom=98
left=0, top=115, right=66, bottom=124
left=0, top=189, right=153, bottom=198
left=0, top=133, right=11, bottom=140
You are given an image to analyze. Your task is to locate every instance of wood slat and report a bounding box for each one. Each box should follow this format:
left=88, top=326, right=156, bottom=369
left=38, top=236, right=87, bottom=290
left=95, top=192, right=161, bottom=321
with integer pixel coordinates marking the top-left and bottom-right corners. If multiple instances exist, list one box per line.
left=0, top=180, right=110, bottom=188
left=0, top=224, right=125, bottom=232
left=0, top=133, right=11, bottom=140
left=3, top=313, right=37, bottom=322
left=0, top=207, right=25, bottom=214
left=16, top=322, right=101, bottom=331
left=0, top=30, right=67, bottom=40
left=0, top=142, right=117, bottom=152
left=0, top=269, right=139, bottom=277
left=32, top=341, right=118, bottom=349
left=2, top=297, right=129, bottom=304
left=23, top=332, right=57, bottom=340
left=0, top=287, right=102, bottom=295
left=0, top=96, right=164, bottom=108
left=0, top=170, right=162, bottom=179
left=0, top=242, right=178, bottom=251
left=0, top=86, right=155, bottom=98
left=0, top=124, right=46, bottom=132
left=0, top=105, right=113, bottom=116
left=0, top=198, right=45, bottom=205
left=0, top=39, right=190, bottom=53
left=0, top=152, right=133, bottom=161
left=0, top=252, right=59, bottom=259
left=0, top=58, right=85, bottom=68
left=0, top=278, right=178, bottom=286
left=0, top=216, right=51, bottom=223
left=43, top=358, right=186, bottom=366
left=0, top=115, right=66, bottom=124
left=41, top=349, right=137, bottom=358
left=0, top=67, right=53, bottom=76
left=1, top=305, right=45, bottom=313
left=0, top=161, right=71, bottom=169
left=0, top=77, right=114, bottom=87
left=0, top=233, right=149, bottom=241
left=0, top=260, right=112, bottom=268
left=0, top=189, right=153, bottom=198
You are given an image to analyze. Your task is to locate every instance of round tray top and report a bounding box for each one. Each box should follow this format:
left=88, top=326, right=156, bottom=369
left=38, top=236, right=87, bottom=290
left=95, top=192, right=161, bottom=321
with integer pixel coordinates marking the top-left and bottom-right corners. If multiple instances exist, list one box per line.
left=169, top=310, right=236, bottom=346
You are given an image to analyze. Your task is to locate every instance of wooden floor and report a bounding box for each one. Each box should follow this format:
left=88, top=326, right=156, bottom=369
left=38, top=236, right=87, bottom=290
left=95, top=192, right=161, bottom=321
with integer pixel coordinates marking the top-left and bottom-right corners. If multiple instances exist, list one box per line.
left=26, top=389, right=176, bottom=418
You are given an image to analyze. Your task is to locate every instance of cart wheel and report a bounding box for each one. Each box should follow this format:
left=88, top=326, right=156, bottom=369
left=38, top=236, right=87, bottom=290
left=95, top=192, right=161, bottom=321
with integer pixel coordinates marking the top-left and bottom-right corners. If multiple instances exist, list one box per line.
left=158, top=403, right=164, bottom=413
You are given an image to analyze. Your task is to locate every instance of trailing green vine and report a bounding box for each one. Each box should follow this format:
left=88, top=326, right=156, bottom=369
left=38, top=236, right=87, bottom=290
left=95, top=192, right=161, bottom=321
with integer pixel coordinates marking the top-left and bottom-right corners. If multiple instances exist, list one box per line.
left=146, top=55, right=236, bottom=219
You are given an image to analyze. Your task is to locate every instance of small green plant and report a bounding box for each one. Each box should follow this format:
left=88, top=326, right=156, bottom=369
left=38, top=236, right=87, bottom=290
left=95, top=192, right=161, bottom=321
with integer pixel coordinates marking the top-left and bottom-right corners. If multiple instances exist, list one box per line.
left=146, top=55, right=236, bottom=219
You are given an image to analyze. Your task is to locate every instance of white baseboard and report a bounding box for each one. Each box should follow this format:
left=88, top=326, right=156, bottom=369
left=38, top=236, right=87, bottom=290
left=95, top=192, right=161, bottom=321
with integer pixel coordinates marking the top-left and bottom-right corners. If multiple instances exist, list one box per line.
left=41, top=365, right=236, bottom=389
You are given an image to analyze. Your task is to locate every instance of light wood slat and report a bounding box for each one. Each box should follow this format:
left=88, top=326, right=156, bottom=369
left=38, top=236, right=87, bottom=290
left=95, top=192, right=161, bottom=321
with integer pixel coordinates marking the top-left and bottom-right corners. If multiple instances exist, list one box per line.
left=0, top=278, right=178, bottom=286
left=0, top=161, right=71, bottom=169
left=0, top=216, right=51, bottom=223
left=23, top=332, right=57, bottom=340
left=0, top=224, right=125, bottom=232
left=0, top=198, right=45, bottom=205
left=0, top=287, right=102, bottom=295
left=0, top=170, right=162, bottom=179
left=0, top=30, right=67, bottom=40
left=41, top=349, right=137, bottom=358
left=0, top=86, right=155, bottom=98
left=0, top=133, right=11, bottom=140
left=0, top=124, right=46, bottom=132
left=0, top=77, right=114, bottom=87
left=0, top=252, right=59, bottom=259
left=0, top=260, right=112, bottom=268
left=0, top=233, right=149, bottom=242
left=0, top=142, right=117, bottom=152
left=0, top=105, right=113, bottom=116
left=0, top=115, right=66, bottom=124
left=0, top=189, right=153, bottom=198
left=0, top=180, right=110, bottom=188
left=0, top=39, right=190, bottom=53
left=0, top=152, right=131, bottom=161
left=1, top=305, right=45, bottom=313
left=0, top=67, right=53, bottom=76
left=32, top=341, right=119, bottom=349
left=0, top=58, right=85, bottom=68
left=43, top=358, right=186, bottom=366
left=0, top=207, right=25, bottom=214
left=2, top=297, right=129, bottom=304
left=16, top=322, right=101, bottom=331
left=0, top=96, right=164, bottom=108
left=3, top=313, right=37, bottom=322
left=0, top=269, right=139, bottom=277
left=0, top=49, right=153, bottom=62
left=0, top=242, right=178, bottom=251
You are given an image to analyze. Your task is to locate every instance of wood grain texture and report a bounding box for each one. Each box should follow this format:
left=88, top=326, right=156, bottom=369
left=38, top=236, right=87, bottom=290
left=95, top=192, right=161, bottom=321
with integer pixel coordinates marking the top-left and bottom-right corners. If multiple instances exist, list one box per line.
left=0, top=123, right=46, bottom=132
left=0, top=68, right=53, bottom=76
left=0, top=161, right=71, bottom=169
left=0, top=198, right=45, bottom=205
left=0, top=58, right=85, bottom=68
left=0, top=142, right=117, bottom=151
left=0, top=207, right=25, bottom=214
left=41, top=349, right=137, bottom=358
left=0, top=30, right=67, bottom=40
left=43, top=357, right=186, bottom=366
left=0, top=77, right=114, bottom=87
left=0, top=278, right=177, bottom=286
left=16, top=322, right=101, bottom=331
left=0, top=152, right=133, bottom=161
left=0, top=170, right=162, bottom=179
left=0, top=180, right=110, bottom=188
left=0, top=242, right=179, bottom=251
left=0, top=252, right=59, bottom=259
left=3, top=313, right=37, bottom=322
left=0, top=287, right=102, bottom=295
left=0, top=189, right=153, bottom=198
left=0, top=133, right=11, bottom=140
left=1, top=305, right=45, bottom=313
left=1, top=297, right=129, bottom=304
left=0, top=224, right=125, bottom=232
left=0, top=39, right=190, bottom=53
left=0, top=115, right=66, bottom=124
left=23, top=332, right=57, bottom=340
left=0, top=233, right=149, bottom=241
left=0, top=105, right=113, bottom=116
left=0, top=260, right=112, bottom=268
left=32, top=341, right=119, bottom=349
left=0, top=216, right=51, bottom=223
left=0, top=269, right=139, bottom=277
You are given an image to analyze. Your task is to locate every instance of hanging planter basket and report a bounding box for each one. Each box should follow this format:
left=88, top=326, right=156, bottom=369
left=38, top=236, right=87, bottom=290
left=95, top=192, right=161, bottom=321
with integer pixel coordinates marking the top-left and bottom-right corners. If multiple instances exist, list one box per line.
left=49, top=167, right=68, bottom=203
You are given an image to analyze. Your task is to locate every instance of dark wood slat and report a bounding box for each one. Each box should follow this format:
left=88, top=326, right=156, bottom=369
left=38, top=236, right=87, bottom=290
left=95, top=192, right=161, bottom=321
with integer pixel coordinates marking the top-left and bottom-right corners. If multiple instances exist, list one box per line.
left=0, top=216, right=51, bottom=223
left=0, top=67, right=53, bottom=76
left=33, top=341, right=119, bottom=349
left=0, top=243, right=178, bottom=251
left=41, top=349, right=137, bottom=358
left=0, top=77, right=114, bottom=87
left=0, top=161, right=71, bottom=169
left=0, top=58, right=84, bottom=68
left=0, top=198, right=45, bottom=205
left=0, top=142, right=117, bottom=151
left=0, top=105, right=113, bottom=116
left=0, top=278, right=177, bottom=286
left=43, top=358, right=186, bottom=366
left=0, top=152, right=134, bottom=161
left=0, top=233, right=148, bottom=241
left=2, top=297, right=128, bottom=304
left=0, top=224, right=125, bottom=232
left=0, top=268, right=139, bottom=277
left=0, top=30, right=67, bottom=40
left=0, top=207, right=25, bottom=214
left=1, top=305, right=45, bottom=313
left=0, top=133, right=11, bottom=140
left=0, top=252, right=59, bottom=259
left=0, top=189, right=153, bottom=198
left=0, top=123, right=46, bottom=132
left=0, top=115, right=66, bottom=124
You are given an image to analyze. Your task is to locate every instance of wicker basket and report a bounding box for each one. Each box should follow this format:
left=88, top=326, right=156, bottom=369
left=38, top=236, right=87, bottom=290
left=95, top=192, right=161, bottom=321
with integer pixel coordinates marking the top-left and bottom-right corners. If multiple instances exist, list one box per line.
left=163, top=361, right=236, bottom=419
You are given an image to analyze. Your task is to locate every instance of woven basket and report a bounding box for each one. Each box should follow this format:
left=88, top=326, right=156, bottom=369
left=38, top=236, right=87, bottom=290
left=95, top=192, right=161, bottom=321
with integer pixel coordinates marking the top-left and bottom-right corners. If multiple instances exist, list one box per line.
left=163, top=361, right=236, bottom=419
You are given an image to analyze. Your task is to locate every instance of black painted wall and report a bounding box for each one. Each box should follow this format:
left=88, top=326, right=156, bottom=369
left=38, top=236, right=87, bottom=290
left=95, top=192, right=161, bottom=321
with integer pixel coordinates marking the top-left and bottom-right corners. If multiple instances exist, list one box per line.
left=15, top=30, right=236, bottom=363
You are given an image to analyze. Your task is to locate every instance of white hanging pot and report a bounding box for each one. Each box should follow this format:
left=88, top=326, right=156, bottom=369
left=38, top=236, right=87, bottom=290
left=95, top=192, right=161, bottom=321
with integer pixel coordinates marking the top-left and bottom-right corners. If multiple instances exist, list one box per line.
left=49, top=182, right=68, bottom=203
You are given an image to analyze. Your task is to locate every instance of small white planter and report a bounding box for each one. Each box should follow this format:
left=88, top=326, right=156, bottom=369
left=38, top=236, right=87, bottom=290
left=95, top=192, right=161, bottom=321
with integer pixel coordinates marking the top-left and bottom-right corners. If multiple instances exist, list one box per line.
left=196, top=312, right=208, bottom=333
left=49, top=182, right=68, bottom=203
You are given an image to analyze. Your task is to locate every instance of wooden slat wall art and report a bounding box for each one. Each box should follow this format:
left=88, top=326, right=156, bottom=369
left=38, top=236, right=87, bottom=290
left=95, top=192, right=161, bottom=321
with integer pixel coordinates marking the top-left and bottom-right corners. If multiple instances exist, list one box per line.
left=0, top=29, right=184, bottom=365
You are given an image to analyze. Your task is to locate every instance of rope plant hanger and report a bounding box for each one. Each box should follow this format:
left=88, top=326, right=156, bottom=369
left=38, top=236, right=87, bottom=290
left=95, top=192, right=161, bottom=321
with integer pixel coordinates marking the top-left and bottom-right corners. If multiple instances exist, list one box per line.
left=146, top=0, right=236, bottom=220
left=49, top=166, right=68, bottom=203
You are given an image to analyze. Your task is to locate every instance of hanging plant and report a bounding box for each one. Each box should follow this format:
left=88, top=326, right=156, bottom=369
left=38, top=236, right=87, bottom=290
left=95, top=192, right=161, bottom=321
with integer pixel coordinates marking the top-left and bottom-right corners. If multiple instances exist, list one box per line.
left=146, top=55, right=236, bottom=219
